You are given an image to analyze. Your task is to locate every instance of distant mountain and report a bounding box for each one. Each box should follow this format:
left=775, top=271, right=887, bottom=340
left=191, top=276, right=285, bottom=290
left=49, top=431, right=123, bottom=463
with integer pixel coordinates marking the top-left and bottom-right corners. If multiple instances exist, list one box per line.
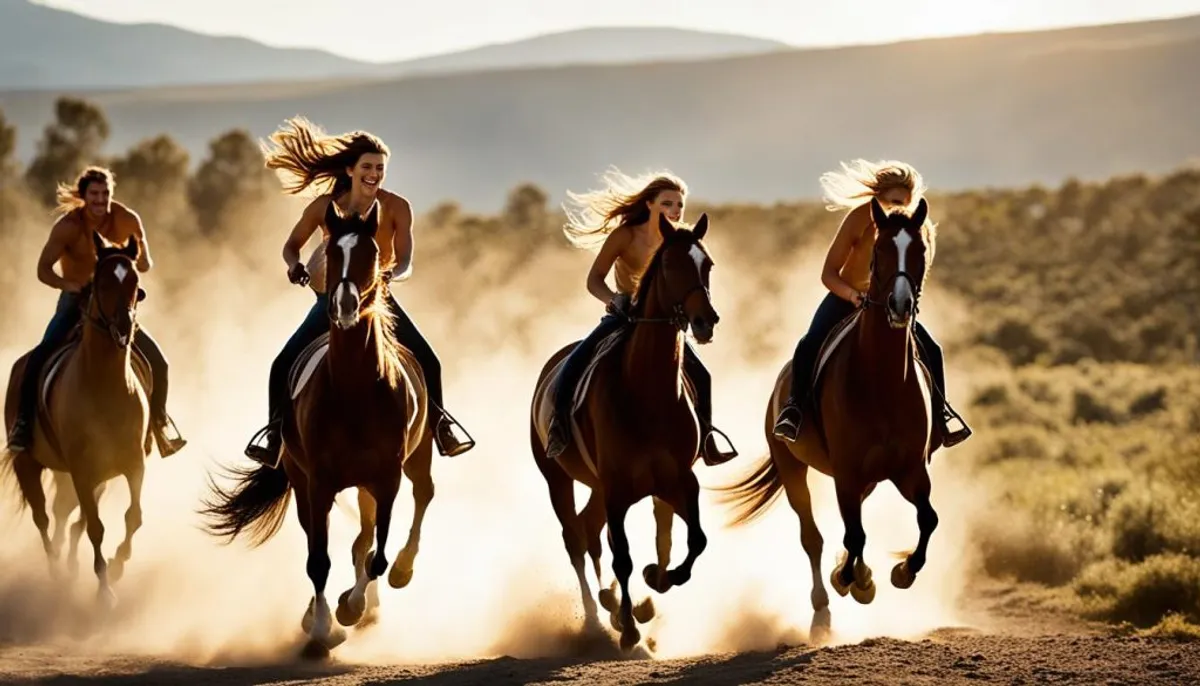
left=1, top=13, right=1199, bottom=212
left=0, top=0, right=787, bottom=91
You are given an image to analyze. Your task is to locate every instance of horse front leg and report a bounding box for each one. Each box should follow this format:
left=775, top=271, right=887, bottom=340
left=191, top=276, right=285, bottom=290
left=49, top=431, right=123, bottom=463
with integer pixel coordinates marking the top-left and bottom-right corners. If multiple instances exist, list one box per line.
left=71, top=472, right=114, bottom=609
left=304, top=484, right=345, bottom=650
left=340, top=475, right=400, bottom=627
left=106, top=461, right=144, bottom=584
left=657, top=471, right=708, bottom=592
left=337, top=487, right=377, bottom=628
left=890, top=467, right=938, bottom=589
left=831, top=478, right=875, bottom=605
left=389, top=441, right=434, bottom=589
left=605, top=494, right=640, bottom=652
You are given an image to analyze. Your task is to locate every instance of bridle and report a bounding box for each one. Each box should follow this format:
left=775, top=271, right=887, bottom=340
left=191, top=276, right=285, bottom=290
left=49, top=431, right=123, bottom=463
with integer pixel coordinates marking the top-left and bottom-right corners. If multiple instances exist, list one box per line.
left=863, top=231, right=923, bottom=320
left=83, top=253, right=138, bottom=345
left=623, top=244, right=711, bottom=333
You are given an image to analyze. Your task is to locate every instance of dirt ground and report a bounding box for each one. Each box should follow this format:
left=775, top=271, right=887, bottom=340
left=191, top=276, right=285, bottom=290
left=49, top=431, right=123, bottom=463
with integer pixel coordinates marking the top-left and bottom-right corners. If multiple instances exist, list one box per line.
left=1, top=580, right=1196, bottom=685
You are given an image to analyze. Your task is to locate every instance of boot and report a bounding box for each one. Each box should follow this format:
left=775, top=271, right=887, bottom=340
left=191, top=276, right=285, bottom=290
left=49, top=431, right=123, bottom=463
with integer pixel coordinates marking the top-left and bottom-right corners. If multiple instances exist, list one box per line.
left=544, top=415, right=569, bottom=460
left=433, top=414, right=474, bottom=457
left=6, top=414, right=32, bottom=453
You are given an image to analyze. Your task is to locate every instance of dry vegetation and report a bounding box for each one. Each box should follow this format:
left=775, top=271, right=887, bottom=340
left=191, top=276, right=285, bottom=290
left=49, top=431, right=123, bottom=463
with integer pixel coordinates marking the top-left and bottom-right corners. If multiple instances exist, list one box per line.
left=1, top=96, right=1198, bottom=646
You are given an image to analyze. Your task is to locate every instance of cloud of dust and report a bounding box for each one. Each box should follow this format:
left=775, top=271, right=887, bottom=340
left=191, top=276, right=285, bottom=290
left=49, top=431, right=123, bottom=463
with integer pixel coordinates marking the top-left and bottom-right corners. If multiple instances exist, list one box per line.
left=0, top=200, right=1000, bottom=669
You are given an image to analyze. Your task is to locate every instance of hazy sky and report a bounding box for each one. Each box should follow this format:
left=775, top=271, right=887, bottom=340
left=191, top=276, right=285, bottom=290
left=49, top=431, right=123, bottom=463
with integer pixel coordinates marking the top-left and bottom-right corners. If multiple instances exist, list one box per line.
left=37, top=0, right=1200, bottom=63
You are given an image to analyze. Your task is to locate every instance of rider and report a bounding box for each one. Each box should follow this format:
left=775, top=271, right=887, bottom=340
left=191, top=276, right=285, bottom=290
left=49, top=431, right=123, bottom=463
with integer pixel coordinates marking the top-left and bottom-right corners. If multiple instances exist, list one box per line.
left=244, top=116, right=473, bottom=467
left=771, top=159, right=972, bottom=448
left=5, top=166, right=187, bottom=458
left=543, top=168, right=737, bottom=466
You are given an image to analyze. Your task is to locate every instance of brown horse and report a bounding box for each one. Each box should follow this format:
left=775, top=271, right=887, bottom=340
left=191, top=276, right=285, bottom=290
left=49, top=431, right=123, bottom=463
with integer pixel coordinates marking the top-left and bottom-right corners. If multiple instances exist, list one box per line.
left=201, top=199, right=435, bottom=650
left=716, top=197, right=941, bottom=642
left=2, top=234, right=152, bottom=607
left=530, top=214, right=720, bottom=652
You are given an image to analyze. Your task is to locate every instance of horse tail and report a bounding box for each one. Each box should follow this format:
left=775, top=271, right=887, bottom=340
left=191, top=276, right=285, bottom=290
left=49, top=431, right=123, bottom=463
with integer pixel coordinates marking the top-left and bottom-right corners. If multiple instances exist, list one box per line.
left=199, top=463, right=293, bottom=548
left=712, top=452, right=784, bottom=527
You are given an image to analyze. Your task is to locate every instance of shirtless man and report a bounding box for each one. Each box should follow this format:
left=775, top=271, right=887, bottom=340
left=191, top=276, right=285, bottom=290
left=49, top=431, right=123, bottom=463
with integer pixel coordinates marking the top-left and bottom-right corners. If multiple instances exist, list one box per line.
left=545, top=169, right=737, bottom=466
left=6, top=166, right=186, bottom=457
left=244, top=117, right=473, bottom=466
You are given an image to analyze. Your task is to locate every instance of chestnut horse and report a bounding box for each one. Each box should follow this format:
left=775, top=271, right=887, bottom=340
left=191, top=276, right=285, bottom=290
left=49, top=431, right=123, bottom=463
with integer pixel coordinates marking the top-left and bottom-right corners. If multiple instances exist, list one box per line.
left=717, top=198, right=941, bottom=641
left=2, top=234, right=152, bottom=607
left=201, top=199, right=435, bottom=650
left=530, top=214, right=720, bottom=652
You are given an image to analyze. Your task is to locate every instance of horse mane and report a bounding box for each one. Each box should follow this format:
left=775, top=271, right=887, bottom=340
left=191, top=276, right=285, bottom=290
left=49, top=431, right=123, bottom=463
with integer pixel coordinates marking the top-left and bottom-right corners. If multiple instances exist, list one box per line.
left=359, top=279, right=406, bottom=390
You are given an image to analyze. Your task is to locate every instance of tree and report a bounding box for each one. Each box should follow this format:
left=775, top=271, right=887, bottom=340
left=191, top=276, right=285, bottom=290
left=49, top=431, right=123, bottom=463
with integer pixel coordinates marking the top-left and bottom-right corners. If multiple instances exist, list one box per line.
left=502, top=182, right=548, bottom=231
left=24, top=97, right=110, bottom=207
left=110, top=134, right=192, bottom=238
left=187, top=129, right=278, bottom=236
left=0, top=107, right=15, bottom=179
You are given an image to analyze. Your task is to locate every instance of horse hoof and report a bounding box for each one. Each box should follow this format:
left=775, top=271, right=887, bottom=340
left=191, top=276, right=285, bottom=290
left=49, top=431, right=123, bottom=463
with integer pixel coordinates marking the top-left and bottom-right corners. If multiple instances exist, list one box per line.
left=388, top=565, right=414, bottom=589
left=642, top=564, right=670, bottom=593
left=311, top=625, right=347, bottom=651
left=97, top=586, right=118, bottom=611
left=809, top=608, right=832, bottom=646
left=891, top=561, right=915, bottom=589
left=646, top=636, right=658, bottom=653
left=598, top=582, right=619, bottom=612
left=609, top=606, right=624, bottom=633
left=829, top=568, right=850, bottom=597
left=633, top=597, right=656, bottom=624
left=336, top=588, right=366, bottom=627
left=357, top=607, right=381, bottom=630
left=620, top=626, right=641, bottom=652
left=301, top=598, right=316, bottom=634
left=850, top=580, right=876, bottom=605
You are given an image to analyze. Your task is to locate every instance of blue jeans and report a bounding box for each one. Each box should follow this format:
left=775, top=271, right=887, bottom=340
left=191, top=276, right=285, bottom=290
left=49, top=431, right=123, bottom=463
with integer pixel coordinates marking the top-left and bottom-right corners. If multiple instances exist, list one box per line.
left=552, top=314, right=714, bottom=431
left=786, top=292, right=946, bottom=414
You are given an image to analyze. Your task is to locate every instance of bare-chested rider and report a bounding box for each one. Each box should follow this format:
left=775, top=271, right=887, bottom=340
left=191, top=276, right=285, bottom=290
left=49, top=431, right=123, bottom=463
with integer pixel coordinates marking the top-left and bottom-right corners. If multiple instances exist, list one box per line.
left=6, top=166, right=186, bottom=457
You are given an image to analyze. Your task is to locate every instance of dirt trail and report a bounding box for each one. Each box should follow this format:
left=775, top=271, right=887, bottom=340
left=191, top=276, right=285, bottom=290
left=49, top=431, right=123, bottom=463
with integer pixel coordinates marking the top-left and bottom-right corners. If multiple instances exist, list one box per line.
left=1, top=581, right=1195, bottom=685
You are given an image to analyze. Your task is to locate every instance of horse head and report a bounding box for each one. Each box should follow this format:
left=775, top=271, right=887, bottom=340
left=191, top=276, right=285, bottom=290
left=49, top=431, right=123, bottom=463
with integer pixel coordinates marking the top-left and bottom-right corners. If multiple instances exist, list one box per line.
left=869, top=196, right=929, bottom=330
left=639, top=213, right=720, bottom=343
left=88, top=232, right=145, bottom=347
left=324, top=198, right=383, bottom=331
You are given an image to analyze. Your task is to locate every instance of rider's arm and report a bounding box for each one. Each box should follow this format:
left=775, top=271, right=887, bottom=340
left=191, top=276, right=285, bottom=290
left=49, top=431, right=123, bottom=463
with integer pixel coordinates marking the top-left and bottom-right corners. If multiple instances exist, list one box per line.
left=36, top=218, right=82, bottom=293
left=121, top=204, right=153, bottom=272
left=820, top=202, right=871, bottom=304
left=282, top=197, right=326, bottom=272
left=389, top=194, right=414, bottom=282
left=586, top=228, right=632, bottom=305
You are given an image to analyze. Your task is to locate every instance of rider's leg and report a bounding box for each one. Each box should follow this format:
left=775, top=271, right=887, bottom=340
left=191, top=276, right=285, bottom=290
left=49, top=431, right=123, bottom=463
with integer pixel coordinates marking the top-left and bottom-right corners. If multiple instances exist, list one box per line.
left=132, top=326, right=186, bottom=457
left=913, top=320, right=972, bottom=448
left=383, top=289, right=474, bottom=457
left=682, top=342, right=737, bottom=465
left=7, top=293, right=83, bottom=453
left=545, top=313, right=627, bottom=460
left=245, top=294, right=330, bottom=466
left=773, top=292, right=857, bottom=442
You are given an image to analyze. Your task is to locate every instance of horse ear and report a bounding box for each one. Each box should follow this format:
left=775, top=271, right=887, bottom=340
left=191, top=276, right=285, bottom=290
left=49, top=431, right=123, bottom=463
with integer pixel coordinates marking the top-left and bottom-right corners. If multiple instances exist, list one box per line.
left=362, top=200, right=380, bottom=233
left=910, top=197, right=929, bottom=229
left=136, top=287, right=146, bottom=302
left=693, top=213, right=708, bottom=240
left=657, top=213, right=677, bottom=239
left=121, top=237, right=139, bottom=260
left=870, top=196, right=889, bottom=229
left=92, top=231, right=106, bottom=254
left=325, top=199, right=345, bottom=236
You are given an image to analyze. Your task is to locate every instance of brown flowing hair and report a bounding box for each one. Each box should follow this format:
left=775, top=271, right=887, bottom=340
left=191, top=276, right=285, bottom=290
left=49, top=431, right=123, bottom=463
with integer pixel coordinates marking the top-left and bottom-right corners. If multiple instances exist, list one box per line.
left=562, top=167, right=688, bottom=249
left=54, top=166, right=115, bottom=217
left=260, top=116, right=390, bottom=198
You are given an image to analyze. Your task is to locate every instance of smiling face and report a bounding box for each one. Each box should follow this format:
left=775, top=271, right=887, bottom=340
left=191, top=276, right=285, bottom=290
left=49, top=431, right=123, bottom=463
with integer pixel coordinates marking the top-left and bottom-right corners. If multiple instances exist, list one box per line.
left=347, top=152, right=387, bottom=198
left=646, top=189, right=685, bottom=225
left=83, top=178, right=112, bottom=219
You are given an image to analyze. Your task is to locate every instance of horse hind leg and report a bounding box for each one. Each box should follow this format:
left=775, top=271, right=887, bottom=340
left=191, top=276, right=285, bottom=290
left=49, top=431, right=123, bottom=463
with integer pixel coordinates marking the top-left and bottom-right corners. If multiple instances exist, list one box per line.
left=70, top=472, right=116, bottom=609
left=340, top=477, right=400, bottom=629
left=337, top=488, right=379, bottom=628
left=49, top=471, right=77, bottom=559
left=388, top=438, right=434, bottom=590
left=106, top=461, right=145, bottom=585
left=538, top=443, right=599, bottom=630
left=12, top=453, right=54, bottom=573
left=605, top=494, right=641, bottom=652
left=66, top=482, right=104, bottom=582
left=773, top=442, right=831, bottom=643
left=830, top=479, right=875, bottom=605
left=303, top=484, right=345, bottom=650
left=890, top=467, right=938, bottom=590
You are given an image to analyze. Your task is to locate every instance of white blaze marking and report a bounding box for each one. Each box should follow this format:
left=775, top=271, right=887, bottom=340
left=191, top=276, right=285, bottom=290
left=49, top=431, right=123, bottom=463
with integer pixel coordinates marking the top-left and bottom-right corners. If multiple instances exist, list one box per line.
left=893, top=230, right=915, bottom=305
left=688, top=243, right=707, bottom=273
left=113, top=263, right=128, bottom=283
left=336, top=233, right=359, bottom=280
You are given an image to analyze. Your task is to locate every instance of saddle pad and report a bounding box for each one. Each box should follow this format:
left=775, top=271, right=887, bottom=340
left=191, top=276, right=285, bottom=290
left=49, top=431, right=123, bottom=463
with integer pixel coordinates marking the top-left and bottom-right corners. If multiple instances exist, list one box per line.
left=289, top=332, right=330, bottom=399
left=810, top=309, right=863, bottom=398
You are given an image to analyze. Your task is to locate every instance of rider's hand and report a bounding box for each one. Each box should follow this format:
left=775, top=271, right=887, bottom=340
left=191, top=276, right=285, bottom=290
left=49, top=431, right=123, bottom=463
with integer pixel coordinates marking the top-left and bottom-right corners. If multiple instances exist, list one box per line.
left=607, top=293, right=632, bottom=317
left=851, top=291, right=867, bottom=307
left=287, top=263, right=310, bottom=287
left=380, top=268, right=394, bottom=283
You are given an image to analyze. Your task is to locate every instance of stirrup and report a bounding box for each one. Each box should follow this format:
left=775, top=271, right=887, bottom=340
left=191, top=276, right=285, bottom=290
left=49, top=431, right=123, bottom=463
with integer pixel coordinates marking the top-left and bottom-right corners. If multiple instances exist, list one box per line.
left=772, top=404, right=802, bottom=442
left=244, top=423, right=281, bottom=468
left=939, top=406, right=973, bottom=448
left=153, top=414, right=187, bottom=458
left=5, top=417, right=31, bottom=453
left=702, top=426, right=738, bottom=466
left=434, top=411, right=475, bottom=457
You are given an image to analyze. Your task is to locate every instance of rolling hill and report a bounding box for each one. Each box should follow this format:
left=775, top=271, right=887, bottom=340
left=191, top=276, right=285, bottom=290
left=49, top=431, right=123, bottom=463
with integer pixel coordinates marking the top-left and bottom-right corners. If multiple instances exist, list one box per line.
left=0, top=0, right=787, bottom=90
left=1, top=12, right=1198, bottom=211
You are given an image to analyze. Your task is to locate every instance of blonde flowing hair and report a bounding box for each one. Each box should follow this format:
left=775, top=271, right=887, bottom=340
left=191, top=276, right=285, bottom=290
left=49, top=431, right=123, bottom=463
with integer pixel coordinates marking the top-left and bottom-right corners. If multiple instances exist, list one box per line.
left=821, top=158, right=937, bottom=255
left=260, top=116, right=389, bottom=198
left=54, top=166, right=115, bottom=217
left=562, top=167, right=688, bottom=249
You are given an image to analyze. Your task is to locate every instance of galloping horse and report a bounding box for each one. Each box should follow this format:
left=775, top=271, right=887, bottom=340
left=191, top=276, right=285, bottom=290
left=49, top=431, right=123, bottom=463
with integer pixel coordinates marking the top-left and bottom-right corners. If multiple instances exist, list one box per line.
left=3, top=234, right=152, bottom=606
left=717, top=198, right=941, bottom=641
left=530, top=214, right=720, bottom=652
left=201, top=200, right=435, bottom=650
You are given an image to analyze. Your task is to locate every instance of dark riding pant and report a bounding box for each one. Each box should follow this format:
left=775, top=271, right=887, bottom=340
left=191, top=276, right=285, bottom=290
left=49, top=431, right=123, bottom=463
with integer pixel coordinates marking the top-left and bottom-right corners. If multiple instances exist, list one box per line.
left=133, top=327, right=171, bottom=424
left=383, top=290, right=447, bottom=424
left=16, top=292, right=83, bottom=422
left=787, top=291, right=948, bottom=413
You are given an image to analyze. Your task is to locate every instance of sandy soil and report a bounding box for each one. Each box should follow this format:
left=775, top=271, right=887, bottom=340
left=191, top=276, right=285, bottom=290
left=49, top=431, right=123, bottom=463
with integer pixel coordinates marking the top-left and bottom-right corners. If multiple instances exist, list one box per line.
left=1, top=581, right=1196, bottom=685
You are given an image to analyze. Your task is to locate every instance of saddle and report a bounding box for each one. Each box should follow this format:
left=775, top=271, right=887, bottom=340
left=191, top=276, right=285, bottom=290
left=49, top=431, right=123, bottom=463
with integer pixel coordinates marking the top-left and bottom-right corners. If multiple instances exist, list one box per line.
left=532, top=323, right=699, bottom=476
left=288, top=332, right=331, bottom=399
